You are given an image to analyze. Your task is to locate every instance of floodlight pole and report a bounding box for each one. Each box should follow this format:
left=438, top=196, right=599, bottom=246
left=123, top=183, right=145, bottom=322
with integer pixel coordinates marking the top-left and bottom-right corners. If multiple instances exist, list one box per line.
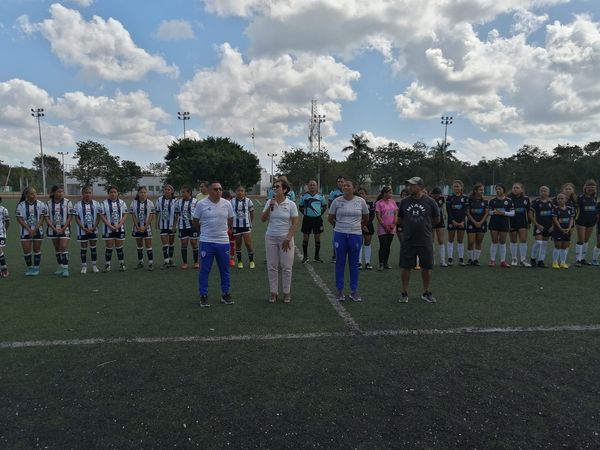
left=313, top=114, right=326, bottom=190
left=32, top=108, right=46, bottom=195
left=57, top=151, right=69, bottom=189
left=440, top=116, right=453, bottom=188
left=177, top=111, right=190, bottom=138
left=267, top=153, right=278, bottom=185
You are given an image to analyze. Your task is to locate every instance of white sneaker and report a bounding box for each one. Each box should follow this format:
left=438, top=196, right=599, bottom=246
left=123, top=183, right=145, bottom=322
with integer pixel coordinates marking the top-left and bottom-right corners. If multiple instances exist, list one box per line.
left=91, top=264, right=99, bottom=273
left=511, top=258, right=518, bottom=267
left=80, top=265, right=87, bottom=274
left=519, top=260, right=532, bottom=268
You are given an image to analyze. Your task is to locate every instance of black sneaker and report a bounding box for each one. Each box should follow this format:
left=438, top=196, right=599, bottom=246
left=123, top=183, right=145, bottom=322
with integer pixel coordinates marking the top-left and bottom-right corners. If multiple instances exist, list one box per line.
left=331, top=256, right=336, bottom=263
left=378, top=264, right=384, bottom=271
left=199, top=296, right=210, bottom=307
left=302, top=257, right=309, bottom=264
left=581, top=259, right=591, bottom=266
left=313, top=256, right=323, bottom=263
left=473, top=259, right=480, bottom=266
left=399, top=291, right=409, bottom=303
left=447, top=257, right=453, bottom=266
left=384, top=264, right=393, bottom=270
left=459, top=258, right=465, bottom=266
left=365, top=263, right=373, bottom=270
left=537, top=260, right=547, bottom=268
left=421, top=291, right=437, bottom=303
left=575, top=260, right=582, bottom=267
left=467, top=259, right=473, bottom=266
left=530, top=258, right=536, bottom=267
left=220, top=293, right=235, bottom=305
left=358, top=263, right=362, bottom=270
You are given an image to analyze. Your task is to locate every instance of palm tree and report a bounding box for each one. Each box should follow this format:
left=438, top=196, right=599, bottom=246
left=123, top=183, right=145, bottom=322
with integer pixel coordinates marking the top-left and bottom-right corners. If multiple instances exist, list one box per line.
left=342, top=133, right=374, bottom=184
left=429, top=141, right=457, bottom=187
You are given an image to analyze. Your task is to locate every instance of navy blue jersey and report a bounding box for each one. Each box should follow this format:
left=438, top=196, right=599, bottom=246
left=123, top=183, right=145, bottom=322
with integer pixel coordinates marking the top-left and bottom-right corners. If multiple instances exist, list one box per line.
left=531, top=198, right=554, bottom=229
left=467, top=197, right=488, bottom=222
left=433, top=196, right=445, bottom=216
left=553, top=205, right=575, bottom=228
left=576, top=194, right=597, bottom=220
left=366, top=200, right=376, bottom=223
left=446, top=194, right=468, bottom=222
left=509, top=194, right=530, bottom=221
left=488, top=197, right=513, bottom=229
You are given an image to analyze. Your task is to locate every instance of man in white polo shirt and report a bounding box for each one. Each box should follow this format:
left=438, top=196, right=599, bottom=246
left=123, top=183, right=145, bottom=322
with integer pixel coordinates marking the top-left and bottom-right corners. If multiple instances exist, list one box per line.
left=192, top=181, right=235, bottom=307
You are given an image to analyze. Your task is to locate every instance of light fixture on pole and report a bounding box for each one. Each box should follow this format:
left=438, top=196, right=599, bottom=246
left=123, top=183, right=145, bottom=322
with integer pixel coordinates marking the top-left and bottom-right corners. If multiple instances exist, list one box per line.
left=57, top=151, right=69, bottom=189
left=267, top=153, right=278, bottom=185
left=31, top=108, right=46, bottom=195
left=440, top=116, right=453, bottom=187
left=177, top=111, right=190, bottom=139
left=19, top=161, right=25, bottom=191
left=313, top=113, right=326, bottom=189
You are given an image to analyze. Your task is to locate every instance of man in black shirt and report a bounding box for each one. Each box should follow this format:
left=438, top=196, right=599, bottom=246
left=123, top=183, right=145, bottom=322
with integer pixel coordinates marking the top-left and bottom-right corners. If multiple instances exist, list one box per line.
left=397, top=177, right=440, bottom=303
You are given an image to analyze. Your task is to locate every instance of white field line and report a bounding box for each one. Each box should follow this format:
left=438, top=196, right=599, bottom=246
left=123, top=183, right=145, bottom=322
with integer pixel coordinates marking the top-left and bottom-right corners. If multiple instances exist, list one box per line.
left=1, top=325, right=600, bottom=349
left=294, top=246, right=362, bottom=333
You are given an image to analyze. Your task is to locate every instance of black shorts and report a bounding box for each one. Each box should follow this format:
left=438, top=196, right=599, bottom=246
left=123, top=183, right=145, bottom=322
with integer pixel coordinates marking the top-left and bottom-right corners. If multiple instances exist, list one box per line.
left=466, top=221, right=487, bottom=234
left=77, top=232, right=98, bottom=242
left=132, top=230, right=152, bottom=239
left=489, top=218, right=510, bottom=232
left=509, top=217, right=529, bottom=232
left=20, top=230, right=44, bottom=241
left=180, top=228, right=199, bottom=239
left=433, top=220, right=445, bottom=229
left=47, top=228, right=70, bottom=239
left=552, top=230, right=571, bottom=242
left=103, top=231, right=125, bottom=240
left=399, top=243, right=433, bottom=270
left=301, top=216, right=324, bottom=235
left=447, top=221, right=466, bottom=231
left=160, top=228, right=175, bottom=236
left=533, top=227, right=552, bottom=238
left=363, top=221, right=375, bottom=236
left=232, top=226, right=251, bottom=236
left=576, top=216, right=597, bottom=228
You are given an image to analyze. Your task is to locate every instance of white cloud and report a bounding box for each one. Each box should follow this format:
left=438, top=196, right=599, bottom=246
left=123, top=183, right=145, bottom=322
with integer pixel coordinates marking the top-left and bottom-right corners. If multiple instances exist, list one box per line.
left=15, top=15, right=37, bottom=35
left=456, top=138, right=513, bottom=163
left=30, top=3, right=178, bottom=82
left=511, top=9, right=549, bottom=35
left=156, top=19, right=195, bottom=41
left=177, top=43, right=360, bottom=164
left=65, top=0, right=94, bottom=7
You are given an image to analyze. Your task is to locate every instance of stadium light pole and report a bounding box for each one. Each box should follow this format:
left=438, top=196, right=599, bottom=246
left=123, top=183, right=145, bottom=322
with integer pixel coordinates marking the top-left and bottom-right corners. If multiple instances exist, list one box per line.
left=441, top=116, right=453, bottom=188
left=57, top=151, right=69, bottom=189
left=177, top=111, right=190, bottom=138
left=313, top=114, right=326, bottom=190
left=19, top=161, right=24, bottom=191
left=267, top=153, right=278, bottom=185
left=32, top=108, right=46, bottom=195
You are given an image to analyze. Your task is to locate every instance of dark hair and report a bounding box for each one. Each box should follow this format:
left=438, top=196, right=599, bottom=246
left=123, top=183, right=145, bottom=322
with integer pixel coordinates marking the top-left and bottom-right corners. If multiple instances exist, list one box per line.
left=337, top=175, right=347, bottom=182
left=376, top=185, right=392, bottom=202
left=199, top=180, right=209, bottom=187
left=273, top=179, right=291, bottom=195
left=222, top=190, right=232, bottom=200
left=135, top=185, right=147, bottom=201
left=431, top=187, right=442, bottom=196
left=162, top=184, right=175, bottom=199
left=469, top=182, right=484, bottom=200
left=106, top=185, right=119, bottom=194
left=81, top=185, right=92, bottom=194
left=495, top=183, right=506, bottom=195
left=181, top=185, right=192, bottom=195
left=49, top=185, right=63, bottom=200
left=19, top=186, right=36, bottom=203
left=400, top=188, right=409, bottom=197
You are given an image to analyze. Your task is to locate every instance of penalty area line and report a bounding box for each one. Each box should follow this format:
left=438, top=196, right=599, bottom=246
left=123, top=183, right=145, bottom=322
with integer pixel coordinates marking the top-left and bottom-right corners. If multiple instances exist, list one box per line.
left=1, top=325, right=600, bottom=349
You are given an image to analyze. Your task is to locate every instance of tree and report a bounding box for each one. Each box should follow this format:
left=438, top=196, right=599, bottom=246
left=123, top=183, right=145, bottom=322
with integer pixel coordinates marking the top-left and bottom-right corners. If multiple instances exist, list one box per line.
left=342, top=133, right=374, bottom=184
left=71, top=140, right=113, bottom=188
left=145, top=162, right=168, bottom=178
left=372, top=142, right=426, bottom=186
left=103, top=158, right=142, bottom=193
left=33, top=155, right=62, bottom=186
left=165, top=137, right=260, bottom=189
left=277, top=147, right=331, bottom=190
left=427, top=141, right=457, bottom=187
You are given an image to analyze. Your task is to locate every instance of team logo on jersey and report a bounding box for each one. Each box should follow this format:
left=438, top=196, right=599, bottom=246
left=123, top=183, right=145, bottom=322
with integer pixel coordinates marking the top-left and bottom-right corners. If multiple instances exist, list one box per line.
left=182, top=210, right=191, bottom=220
left=504, top=200, right=508, bottom=205
left=27, top=214, right=37, bottom=226
left=111, top=210, right=120, bottom=223
left=53, top=212, right=62, bottom=225
left=139, top=212, right=146, bottom=223
left=162, top=209, right=170, bottom=218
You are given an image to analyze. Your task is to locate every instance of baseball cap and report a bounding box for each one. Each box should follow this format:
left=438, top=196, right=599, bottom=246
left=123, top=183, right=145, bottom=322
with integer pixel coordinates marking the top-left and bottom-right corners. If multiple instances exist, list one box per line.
left=405, top=177, right=425, bottom=186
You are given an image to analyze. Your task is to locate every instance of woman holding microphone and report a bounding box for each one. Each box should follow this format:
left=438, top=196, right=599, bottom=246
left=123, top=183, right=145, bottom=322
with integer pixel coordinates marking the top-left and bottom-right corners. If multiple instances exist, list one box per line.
left=262, top=179, right=299, bottom=303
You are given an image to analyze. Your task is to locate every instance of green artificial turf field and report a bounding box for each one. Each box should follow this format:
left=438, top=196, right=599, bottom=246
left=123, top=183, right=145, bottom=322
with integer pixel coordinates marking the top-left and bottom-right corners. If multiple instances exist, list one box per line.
left=1, top=196, right=599, bottom=448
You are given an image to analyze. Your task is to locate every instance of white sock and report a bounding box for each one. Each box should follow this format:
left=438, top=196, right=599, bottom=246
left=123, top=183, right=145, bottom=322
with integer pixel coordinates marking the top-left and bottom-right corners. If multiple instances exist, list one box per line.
left=531, top=241, right=540, bottom=260
left=561, top=249, right=568, bottom=264
left=468, top=250, right=474, bottom=260
left=583, top=242, right=589, bottom=260
left=593, top=247, right=600, bottom=262
left=499, top=244, right=507, bottom=262
left=439, top=244, right=446, bottom=263
left=364, top=245, right=371, bottom=264
left=539, top=241, right=548, bottom=261
left=519, top=243, right=528, bottom=261
left=552, top=248, right=560, bottom=263
left=475, top=249, right=481, bottom=260
left=490, top=243, right=498, bottom=261
left=457, top=244, right=464, bottom=259
left=576, top=244, right=583, bottom=261
left=510, top=243, right=518, bottom=260
left=447, top=242, right=454, bottom=260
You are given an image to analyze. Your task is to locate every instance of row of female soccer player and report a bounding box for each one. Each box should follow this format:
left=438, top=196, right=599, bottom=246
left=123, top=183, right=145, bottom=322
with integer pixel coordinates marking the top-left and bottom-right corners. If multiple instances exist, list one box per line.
left=423, top=179, right=600, bottom=269
left=0, top=183, right=255, bottom=278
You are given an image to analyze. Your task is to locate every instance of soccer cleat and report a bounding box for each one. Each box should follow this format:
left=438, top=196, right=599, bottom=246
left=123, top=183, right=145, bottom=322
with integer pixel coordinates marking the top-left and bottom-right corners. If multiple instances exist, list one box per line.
left=237, top=261, right=244, bottom=269
left=500, top=261, right=510, bottom=268
left=552, top=262, right=560, bottom=269
left=220, top=293, right=234, bottom=305
left=349, top=292, right=363, bottom=302
left=54, top=267, right=64, bottom=276
left=313, top=256, right=323, bottom=263
left=80, top=265, right=87, bottom=274
left=193, top=262, right=200, bottom=269
left=473, top=259, right=480, bottom=267
left=520, top=260, right=532, bottom=268
left=119, top=263, right=126, bottom=272
left=331, top=256, right=336, bottom=263
left=180, top=263, right=189, bottom=270
left=459, top=258, right=465, bottom=267
left=357, top=263, right=362, bottom=270
left=399, top=292, right=409, bottom=303
left=269, top=293, right=277, bottom=303
left=103, top=264, right=112, bottom=273
left=365, top=263, right=373, bottom=270
left=335, top=291, right=345, bottom=302
left=537, top=261, right=547, bottom=268
left=440, top=262, right=448, bottom=268
left=92, top=265, right=100, bottom=273
left=592, top=260, right=600, bottom=267
left=385, top=264, right=393, bottom=270
left=62, top=268, right=70, bottom=278
left=560, top=263, right=569, bottom=269
left=31, top=267, right=40, bottom=276
left=0, top=269, right=8, bottom=278
left=421, top=291, right=437, bottom=303
left=136, top=261, right=144, bottom=269
left=147, top=262, right=154, bottom=271
left=199, top=296, right=210, bottom=307
left=302, top=257, right=309, bottom=264
left=283, top=294, right=291, bottom=304
left=160, top=262, right=170, bottom=270
left=249, top=261, right=255, bottom=269
left=530, top=258, right=537, bottom=267
left=511, top=258, right=518, bottom=267
left=25, top=267, right=34, bottom=276
left=488, top=260, right=496, bottom=267
left=447, top=257, right=453, bottom=266
left=378, top=264, right=384, bottom=271
left=169, top=260, right=176, bottom=268
left=467, top=259, right=473, bottom=266
left=581, top=259, right=591, bottom=266
left=575, top=260, right=582, bottom=267
left=229, top=258, right=235, bottom=267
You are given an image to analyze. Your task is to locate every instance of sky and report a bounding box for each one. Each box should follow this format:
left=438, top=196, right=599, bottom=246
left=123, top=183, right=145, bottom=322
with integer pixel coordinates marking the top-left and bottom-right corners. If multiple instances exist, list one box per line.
left=1, top=0, right=599, bottom=173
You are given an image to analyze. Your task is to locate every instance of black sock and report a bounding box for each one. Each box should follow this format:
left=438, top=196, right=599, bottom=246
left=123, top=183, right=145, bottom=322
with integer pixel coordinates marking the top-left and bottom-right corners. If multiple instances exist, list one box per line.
left=168, top=245, right=174, bottom=258
left=248, top=251, right=254, bottom=262
left=236, top=250, right=242, bottom=262
left=33, top=253, right=41, bottom=266
left=315, top=242, right=321, bottom=258
left=105, top=248, right=113, bottom=263
left=193, top=248, right=199, bottom=263
left=61, top=252, right=68, bottom=266
left=90, top=246, right=97, bottom=262
left=0, top=253, right=6, bottom=268
left=181, top=248, right=188, bottom=264
left=302, top=240, right=309, bottom=258
left=162, top=245, right=169, bottom=260
left=116, top=247, right=124, bottom=262
left=147, top=249, right=153, bottom=263
left=137, top=247, right=143, bottom=261
left=55, top=252, right=61, bottom=265
left=80, top=249, right=87, bottom=264
left=24, top=253, right=32, bottom=267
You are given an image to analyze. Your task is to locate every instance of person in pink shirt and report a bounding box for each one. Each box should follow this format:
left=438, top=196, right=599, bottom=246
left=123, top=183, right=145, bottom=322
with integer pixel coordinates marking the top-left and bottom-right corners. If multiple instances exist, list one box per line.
left=375, top=186, right=398, bottom=270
